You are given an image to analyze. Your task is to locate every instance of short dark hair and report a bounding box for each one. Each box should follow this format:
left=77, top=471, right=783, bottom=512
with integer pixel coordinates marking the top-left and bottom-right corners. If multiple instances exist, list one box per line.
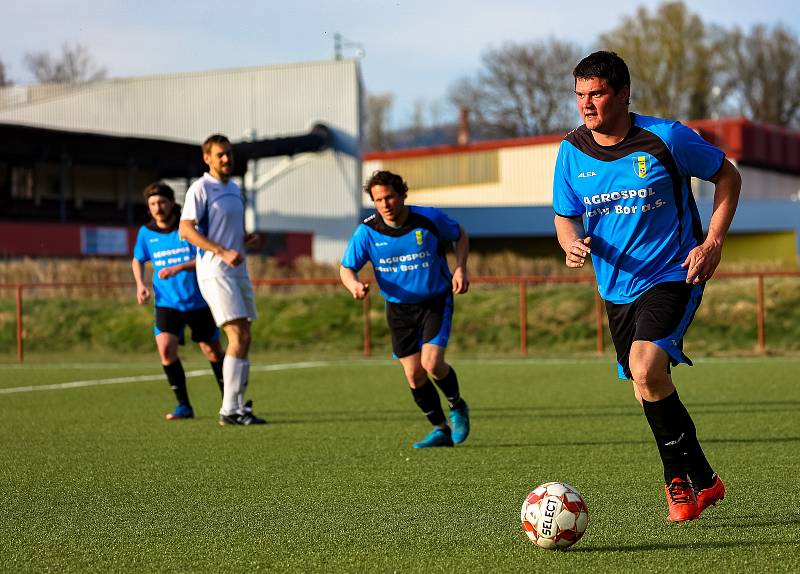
left=143, top=181, right=175, bottom=203
left=573, top=51, right=631, bottom=96
left=363, top=170, right=408, bottom=199
left=202, top=134, right=231, bottom=154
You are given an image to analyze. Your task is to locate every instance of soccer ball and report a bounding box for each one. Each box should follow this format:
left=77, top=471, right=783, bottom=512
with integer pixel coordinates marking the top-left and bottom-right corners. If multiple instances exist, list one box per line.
left=520, top=482, right=589, bottom=550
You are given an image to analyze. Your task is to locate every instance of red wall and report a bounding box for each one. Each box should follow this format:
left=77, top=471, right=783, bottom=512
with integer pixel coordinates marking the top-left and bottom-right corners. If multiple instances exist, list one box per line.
left=0, top=222, right=138, bottom=257
left=0, top=222, right=312, bottom=261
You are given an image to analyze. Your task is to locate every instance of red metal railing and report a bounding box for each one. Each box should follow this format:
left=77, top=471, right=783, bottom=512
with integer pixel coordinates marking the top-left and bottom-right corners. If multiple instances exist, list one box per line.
left=2, top=271, right=799, bottom=363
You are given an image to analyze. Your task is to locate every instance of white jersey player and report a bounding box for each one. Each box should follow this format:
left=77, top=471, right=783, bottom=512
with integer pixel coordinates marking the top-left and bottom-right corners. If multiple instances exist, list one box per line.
left=180, top=134, right=265, bottom=426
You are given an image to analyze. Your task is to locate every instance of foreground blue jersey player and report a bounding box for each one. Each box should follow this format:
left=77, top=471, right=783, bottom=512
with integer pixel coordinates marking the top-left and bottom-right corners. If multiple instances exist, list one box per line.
left=553, top=51, right=741, bottom=522
left=340, top=170, right=471, bottom=448
left=132, top=182, right=226, bottom=420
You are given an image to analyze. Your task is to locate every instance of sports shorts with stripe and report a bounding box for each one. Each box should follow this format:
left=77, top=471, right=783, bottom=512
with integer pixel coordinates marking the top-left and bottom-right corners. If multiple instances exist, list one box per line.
left=605, top=281, right=704, bottom=380
left=385, top=292, right=453, bottom=359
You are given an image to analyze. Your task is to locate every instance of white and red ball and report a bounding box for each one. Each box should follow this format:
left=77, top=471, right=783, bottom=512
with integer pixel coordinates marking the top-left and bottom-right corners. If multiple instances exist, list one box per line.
left=521, top=482, right=589, bottom=550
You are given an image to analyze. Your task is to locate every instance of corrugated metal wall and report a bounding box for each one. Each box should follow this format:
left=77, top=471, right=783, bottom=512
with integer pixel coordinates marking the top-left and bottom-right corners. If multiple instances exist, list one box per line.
left=0, top=60, right=363, bottom=263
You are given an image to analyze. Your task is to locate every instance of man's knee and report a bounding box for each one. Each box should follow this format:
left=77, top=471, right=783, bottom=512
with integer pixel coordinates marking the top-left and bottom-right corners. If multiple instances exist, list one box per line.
left=401, top=362, right=427, bottom=388
left=156, top=336, right=179, bottom=364
left=629, top=342, right=671, bottom=395
left=420, top=345, right=448, bottom=377
left=421, top=356, right=447, bottom=378
left=199, top=341, right=224, bottom=362
left=629, top=360, right=659, bottom=388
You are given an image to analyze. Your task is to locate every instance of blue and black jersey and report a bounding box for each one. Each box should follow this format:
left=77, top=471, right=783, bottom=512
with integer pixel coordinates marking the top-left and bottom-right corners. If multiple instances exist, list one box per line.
left=133, top=221, right=208, bottom=311
left=553, top=113, right=725, bottom=304
left=342, top=205, right=461, bottom=304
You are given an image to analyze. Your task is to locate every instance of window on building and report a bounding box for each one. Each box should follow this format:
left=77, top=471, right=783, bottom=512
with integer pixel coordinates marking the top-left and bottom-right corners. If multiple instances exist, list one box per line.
left=11, top=166, right=34, bottom=199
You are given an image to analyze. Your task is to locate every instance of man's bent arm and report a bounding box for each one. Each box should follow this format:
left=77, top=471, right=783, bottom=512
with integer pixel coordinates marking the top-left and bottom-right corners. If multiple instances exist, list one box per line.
left=554, top=214, right=591, bottom=269
left=453, top=226, right=469, bottom=270
left=451, top=226, right=470, bottom=294
left=682, top=159, right=741, bottom=284
left=340, top=265, right=369, bottom=300
left=179, top=219, right=222, bottom=255
left=706, top=159, right=741, bottom=247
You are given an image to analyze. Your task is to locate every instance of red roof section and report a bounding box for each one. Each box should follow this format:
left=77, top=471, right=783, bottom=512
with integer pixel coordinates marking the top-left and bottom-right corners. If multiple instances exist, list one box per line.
left=364, top=117, right=800, bottom=175
left=363, top=133, right=564, bottom=160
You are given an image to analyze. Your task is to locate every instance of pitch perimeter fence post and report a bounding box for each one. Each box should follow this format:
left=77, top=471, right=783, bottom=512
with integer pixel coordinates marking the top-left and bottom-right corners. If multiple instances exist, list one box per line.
left=16, top=285, right=23, bottom=363
left=594, top=288, right=604, bottom=355
left=756, top=274, right=765, bottom=354
left=362, top=290, right=371, bottom=357
left=519, top=280, right=528, bottom=356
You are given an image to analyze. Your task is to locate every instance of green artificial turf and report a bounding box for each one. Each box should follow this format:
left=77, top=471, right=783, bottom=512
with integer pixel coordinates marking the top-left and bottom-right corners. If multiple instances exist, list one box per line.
left=0, top=357, right=798, bottom=572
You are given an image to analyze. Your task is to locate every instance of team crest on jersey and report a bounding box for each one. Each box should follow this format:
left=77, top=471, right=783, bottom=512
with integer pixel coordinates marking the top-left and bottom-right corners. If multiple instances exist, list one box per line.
left=633, top=155, right=651, bottom=178
left=415, top=230, right=423, bottom=245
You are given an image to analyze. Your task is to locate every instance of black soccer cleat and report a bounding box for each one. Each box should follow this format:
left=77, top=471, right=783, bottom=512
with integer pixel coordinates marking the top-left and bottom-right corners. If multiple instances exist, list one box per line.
left=218, top=411, right=266, bottom=426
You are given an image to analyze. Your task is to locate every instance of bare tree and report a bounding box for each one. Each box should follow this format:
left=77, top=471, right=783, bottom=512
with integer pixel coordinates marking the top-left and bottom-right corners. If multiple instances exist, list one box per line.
left=714, top=24, right=800, bottom=127
left=449, top=39, right=583, bottom=138
left=365, top=93, right=394, bottom=151
left=24, top=43, right=107, bottom=84
left=599, top=1, right=713, bottom=120
left=409, top=98, right=426, bottom=144
left=0, top=59, right=11, bottom=86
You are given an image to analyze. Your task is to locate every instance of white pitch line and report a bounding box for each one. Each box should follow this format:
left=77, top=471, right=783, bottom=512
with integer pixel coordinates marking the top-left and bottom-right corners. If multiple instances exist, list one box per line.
left=0, top=360, right=342, bottom=395
left=2, top=355, right=798, bottom=395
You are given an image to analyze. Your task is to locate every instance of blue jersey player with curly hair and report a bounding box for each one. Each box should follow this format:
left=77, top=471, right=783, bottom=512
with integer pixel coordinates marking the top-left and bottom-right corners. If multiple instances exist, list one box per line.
left=340, top=170, right=471, bottom=449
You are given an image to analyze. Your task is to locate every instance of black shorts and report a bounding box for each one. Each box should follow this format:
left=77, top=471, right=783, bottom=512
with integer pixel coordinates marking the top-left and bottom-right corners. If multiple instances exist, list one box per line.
left=154, top=306, right=220, bottom=345
left=385, top=293, right=454, bottom=359
left=605, top=281, right=704, bottom=380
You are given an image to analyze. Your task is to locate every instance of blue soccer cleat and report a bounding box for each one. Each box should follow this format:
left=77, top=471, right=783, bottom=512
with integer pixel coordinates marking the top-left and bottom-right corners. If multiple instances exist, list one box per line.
left=449, top=402, right=470, bottom=445
left=165, top=404, right=194, bottom=420
left=413, top=427, right=454, bottom=449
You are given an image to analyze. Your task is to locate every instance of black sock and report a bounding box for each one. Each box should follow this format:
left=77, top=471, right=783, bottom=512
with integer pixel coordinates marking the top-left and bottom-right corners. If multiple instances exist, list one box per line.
left=209, top=360, right=224, bottom=396
left=411, top=381, right=446, bottom=427
left=642, top=390, right=691, bottom=484
left=433, top=367, right=465, bottom=410
left=642, top=390, right=716, bottom=487
left=670, top=395, right=716, bottom=490
left=163, top=360, right=190, bottom=407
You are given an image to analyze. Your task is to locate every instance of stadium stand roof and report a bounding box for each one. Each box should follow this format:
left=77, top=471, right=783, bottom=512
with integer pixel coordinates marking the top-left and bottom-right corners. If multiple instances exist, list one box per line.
left=0, top=122, right=333, bottom=177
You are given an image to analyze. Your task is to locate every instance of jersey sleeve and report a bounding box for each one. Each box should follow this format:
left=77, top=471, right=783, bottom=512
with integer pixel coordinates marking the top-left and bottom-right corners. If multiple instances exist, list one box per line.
left=132, top=228, right=149, bottom=262
left=667, top=122, right=725, bottom=180
left=427, top=207, right=461, bottom=242
left=341, top=225, right=370, bottom=271
left=180, top=181, right=205, bottom=223
left=552, top=141, right=585, bottom=217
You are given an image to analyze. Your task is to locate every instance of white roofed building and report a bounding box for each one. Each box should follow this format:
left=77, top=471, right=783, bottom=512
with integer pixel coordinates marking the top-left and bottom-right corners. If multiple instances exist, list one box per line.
left=0, top=59, right=363, bottom=263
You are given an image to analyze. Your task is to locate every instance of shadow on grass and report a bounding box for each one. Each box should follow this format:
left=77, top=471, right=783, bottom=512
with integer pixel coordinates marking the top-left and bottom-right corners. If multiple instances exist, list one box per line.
left=696, top=515, right=800, bottom=529
left=448, top=436, right=800, bottom=449
left=574, top=534, right=800, bottom=553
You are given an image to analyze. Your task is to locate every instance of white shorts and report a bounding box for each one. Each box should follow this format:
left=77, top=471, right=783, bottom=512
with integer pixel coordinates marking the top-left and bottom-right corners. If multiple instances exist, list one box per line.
left=198, top=275, right=257, bottom=326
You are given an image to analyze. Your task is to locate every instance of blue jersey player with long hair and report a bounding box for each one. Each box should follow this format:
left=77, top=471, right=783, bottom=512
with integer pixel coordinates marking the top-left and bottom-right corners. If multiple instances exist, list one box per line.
left=553, top=51, right=741, bottom=522
left=132, top=182, right=226, bottom=420
left=340, top=170, right=471, bottom=448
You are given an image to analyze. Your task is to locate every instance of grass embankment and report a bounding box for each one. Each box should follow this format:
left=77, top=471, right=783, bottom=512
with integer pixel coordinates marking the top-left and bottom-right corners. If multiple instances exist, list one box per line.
left=1, top=276, right=799, bottom=361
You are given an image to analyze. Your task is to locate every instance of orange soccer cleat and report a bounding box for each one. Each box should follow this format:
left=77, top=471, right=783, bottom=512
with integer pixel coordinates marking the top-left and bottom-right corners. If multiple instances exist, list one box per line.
left=696, top=475, right=726, bottom=515
left=665, top=478, right=699, bottom=522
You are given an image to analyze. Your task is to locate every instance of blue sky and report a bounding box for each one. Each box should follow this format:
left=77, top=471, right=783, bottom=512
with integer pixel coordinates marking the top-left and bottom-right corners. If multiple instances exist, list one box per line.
left=3, top=1, right=796, bottom=126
